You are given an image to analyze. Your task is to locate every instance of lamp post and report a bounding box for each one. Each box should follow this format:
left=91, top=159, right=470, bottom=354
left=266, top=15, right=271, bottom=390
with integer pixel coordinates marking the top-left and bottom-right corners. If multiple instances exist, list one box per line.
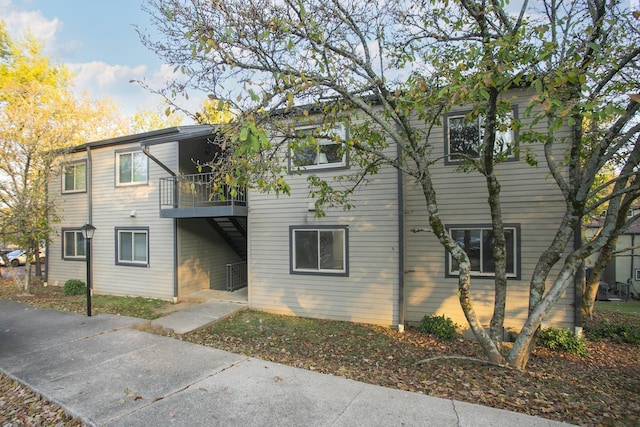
left=81, top=223, right=96, bottom=317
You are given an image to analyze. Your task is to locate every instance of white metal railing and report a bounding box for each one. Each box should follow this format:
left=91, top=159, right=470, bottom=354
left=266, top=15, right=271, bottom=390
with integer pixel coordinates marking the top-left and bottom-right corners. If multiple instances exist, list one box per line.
left=226, top=261, right=247, bottom=291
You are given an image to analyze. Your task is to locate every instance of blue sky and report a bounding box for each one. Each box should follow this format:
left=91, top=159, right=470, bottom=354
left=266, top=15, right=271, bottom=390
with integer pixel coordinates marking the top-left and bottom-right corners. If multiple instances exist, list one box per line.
left=2, top=0, right=638, bottom=117
left=0, top=0, right=179, bottom=115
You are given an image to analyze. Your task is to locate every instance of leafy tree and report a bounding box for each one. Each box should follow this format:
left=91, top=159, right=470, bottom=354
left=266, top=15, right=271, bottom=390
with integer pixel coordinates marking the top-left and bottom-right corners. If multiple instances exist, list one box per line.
left=141, top=0, right=640, bottom=369
left=195, top=98, right=234, bottom=124
left=127, top=104, right=184, bottom=133
left=0, top=24, right=126, bottom=293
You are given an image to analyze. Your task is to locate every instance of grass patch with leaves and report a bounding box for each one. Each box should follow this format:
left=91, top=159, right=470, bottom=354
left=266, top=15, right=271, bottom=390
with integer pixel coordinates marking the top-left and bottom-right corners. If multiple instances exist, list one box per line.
left=0, top=276, right=172, bottom=319
left=181, top=310, right=640, bottom=426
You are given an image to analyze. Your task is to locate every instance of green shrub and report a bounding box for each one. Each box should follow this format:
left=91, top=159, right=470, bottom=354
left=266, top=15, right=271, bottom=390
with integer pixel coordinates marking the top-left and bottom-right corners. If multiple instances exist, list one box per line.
left=418, top=314, right=458, bottom=340
left=538, top=327, right=588, bottom=357
left=63, top=279, right=86, bottom=296
left=585, top=321, right=640, bottom=344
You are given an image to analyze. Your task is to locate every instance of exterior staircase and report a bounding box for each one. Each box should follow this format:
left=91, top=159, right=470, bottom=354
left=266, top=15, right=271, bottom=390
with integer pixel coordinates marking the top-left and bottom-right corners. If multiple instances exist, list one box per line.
left=206, top=217, right=247, bottom=260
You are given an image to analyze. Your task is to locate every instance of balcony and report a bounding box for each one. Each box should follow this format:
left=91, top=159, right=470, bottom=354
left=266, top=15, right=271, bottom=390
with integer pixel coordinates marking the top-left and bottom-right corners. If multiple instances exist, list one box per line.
left=159, top=172, right=248, bottom=218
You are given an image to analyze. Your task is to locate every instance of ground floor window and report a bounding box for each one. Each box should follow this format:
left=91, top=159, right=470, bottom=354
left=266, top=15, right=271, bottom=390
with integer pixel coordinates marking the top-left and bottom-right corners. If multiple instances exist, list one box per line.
left=116, top=227, right=149, bottom=266
left=290, top=225, right=348, bottom=276
left=446, top=224, right=520, bottom=278
left=63, top=229, right=86, bottom=260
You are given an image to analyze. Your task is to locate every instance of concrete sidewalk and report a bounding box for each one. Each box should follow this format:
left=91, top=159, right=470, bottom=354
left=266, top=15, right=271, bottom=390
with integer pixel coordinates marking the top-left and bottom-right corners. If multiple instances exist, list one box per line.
left=0, top=300, right=572, bottom=426
left=149, top=299, right=246, bottom=334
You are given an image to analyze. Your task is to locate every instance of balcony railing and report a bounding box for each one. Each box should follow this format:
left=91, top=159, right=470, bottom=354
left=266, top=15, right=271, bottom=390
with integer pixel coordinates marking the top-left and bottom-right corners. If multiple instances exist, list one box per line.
left=160, top=172, right=247, bottom=212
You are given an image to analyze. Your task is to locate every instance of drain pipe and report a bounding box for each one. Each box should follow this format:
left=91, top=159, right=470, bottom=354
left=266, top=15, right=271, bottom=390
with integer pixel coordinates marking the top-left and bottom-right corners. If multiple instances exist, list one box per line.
left=396, top=144, right=405, bottom=332
left=574, top=223, right=584, bottom=336
left=141, top=145, right=176, bottom=177
left=140, top=145, right=179, bottom=302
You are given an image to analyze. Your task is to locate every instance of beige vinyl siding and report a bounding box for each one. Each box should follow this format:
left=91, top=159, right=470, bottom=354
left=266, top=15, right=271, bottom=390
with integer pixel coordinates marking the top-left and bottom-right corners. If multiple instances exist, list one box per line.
left=403, top=91, right=576, bottom=330
left=248, top=143, right=401, bottom=326
left=47, top=152, right=90, bottom=287
left=88, top=142, right=176, bottom=300
left=177, top=217, right=243, bottom=295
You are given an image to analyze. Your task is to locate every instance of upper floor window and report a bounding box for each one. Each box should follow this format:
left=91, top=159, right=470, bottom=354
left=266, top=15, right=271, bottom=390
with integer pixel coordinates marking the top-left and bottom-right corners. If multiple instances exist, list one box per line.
left=290, top=225, right=348, bottom=276
left=63, top=229, right=86, bottom=260
left=116, top=227, right=149, bottom=267
left=446, top=224, right=520, bottom=279
left=290, top=123, right=347, bottom=171
left=444, top=109, right=518, bottom=164
left=116, top=151, right=147, bottom=186
left=62, top=162, right=86, bottom=193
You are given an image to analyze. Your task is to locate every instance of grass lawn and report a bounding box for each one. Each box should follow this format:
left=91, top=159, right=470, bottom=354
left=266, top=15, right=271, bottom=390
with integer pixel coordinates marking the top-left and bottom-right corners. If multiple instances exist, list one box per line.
left=0, top=275, right=173, bottom=319
left=595, top=299, right=640, bottom=316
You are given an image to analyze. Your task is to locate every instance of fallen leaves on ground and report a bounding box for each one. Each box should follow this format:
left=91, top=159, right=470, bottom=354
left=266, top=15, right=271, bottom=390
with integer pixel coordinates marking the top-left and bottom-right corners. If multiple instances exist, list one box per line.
left=0, top=373, right=85, bottom=426
left=2, top=277, right=640, bottom=426
left=182, top=310, right=640, bottom=427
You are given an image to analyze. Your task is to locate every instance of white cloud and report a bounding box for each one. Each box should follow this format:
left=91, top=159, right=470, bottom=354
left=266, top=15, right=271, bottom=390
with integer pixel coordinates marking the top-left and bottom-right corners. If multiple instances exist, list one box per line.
left=0, top=8, right=60, bottom=51
left=66, top=61, right=169, bottom=113
left=68, top=61, right=147, bottom=88
left=1, top=1, right=206, bottom=120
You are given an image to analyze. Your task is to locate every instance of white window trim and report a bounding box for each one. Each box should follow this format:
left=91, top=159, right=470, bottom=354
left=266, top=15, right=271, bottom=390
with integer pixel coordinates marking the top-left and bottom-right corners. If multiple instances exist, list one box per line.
left=62, top=229, right=86, bottom=260
left=446, top=225, right=519, bottom=279
left=290, top=123, right=348, bottom=171
left=290, top=225, right=349, bottom=276
left=62, top=162, right=87, bottom=193
left=116, top=227, right=149, bottom=266
left=445, top=109, right=517, bottom=164
left=116, top=150, right=148, bottom=186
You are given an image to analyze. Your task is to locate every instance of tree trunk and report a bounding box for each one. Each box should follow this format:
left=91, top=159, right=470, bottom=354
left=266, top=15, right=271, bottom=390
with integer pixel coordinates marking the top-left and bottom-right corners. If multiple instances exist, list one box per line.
left=457, top=264, right=506, bottom=365
left=482, top=87, right=507, bottom=352
left=420, top=173, right=505, bottom=365
left=8, top=264, right=27, bottom=295
left=582, top=242, right=616, bottom=320
left=508, top=262, right=579, bottom=369
left=23, top=260, right=32, bottom=295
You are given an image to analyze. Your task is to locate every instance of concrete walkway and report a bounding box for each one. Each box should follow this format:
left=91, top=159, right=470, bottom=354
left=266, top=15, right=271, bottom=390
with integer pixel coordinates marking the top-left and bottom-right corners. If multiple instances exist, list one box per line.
left=0, top=300, right=572, bottom=426
left=149, top=290, right=247, bottom=334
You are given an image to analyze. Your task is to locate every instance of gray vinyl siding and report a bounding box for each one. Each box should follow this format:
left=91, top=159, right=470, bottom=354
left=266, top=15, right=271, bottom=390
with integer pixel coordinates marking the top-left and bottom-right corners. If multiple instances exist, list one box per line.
left=403, top=90, right=576, bottom=330
left=248, top=143, right=401, bottom=326
left=177, top=218, right=243, bottom=294
left=47, top=152, right=90, bottom=287
left=88, top=142, right=176, bottom=300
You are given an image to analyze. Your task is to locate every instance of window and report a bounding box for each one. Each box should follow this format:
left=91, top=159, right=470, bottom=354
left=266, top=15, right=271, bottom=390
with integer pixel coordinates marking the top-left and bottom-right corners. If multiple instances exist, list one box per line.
left=62, top=229, right=86, bottom=260
left=116, top=151, right=147, bottom=185
left=446, top=225, right=520, bottom=278
left=62, top=162, right=86, bottom=193
left=444, top=109, right=517, bottom=164
left=290, top=123, right=347, bottom=171
left=116, top=227, right=149, bottom=266
left=635, top=268, right=640, bottom=282
left=290, top=225, right=348, bottom=275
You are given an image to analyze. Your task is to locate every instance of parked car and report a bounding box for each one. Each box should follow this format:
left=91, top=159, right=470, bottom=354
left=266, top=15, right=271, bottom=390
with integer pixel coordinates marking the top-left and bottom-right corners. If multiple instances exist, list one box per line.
left=0, top=249, right=45, bottom=267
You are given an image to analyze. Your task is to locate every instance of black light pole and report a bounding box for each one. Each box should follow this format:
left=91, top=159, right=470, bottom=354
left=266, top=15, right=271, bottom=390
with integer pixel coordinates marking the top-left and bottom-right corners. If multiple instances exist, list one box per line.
left=81, top=223, right=96, bottom=317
